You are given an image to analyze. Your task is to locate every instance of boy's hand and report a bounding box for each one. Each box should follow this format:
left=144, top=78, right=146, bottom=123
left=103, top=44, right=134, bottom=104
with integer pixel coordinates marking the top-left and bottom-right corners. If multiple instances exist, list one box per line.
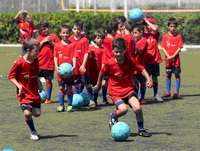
left=146, top=79, right=153, bottom=88
left=18, top=85, right=24, bottom=96
left=79, top=65, right=86, bottom=74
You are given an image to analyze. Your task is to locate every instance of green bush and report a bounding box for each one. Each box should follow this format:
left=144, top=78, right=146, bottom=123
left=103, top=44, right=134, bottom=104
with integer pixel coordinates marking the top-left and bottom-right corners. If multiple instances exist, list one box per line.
left=0, top=11, right=200, bottom=44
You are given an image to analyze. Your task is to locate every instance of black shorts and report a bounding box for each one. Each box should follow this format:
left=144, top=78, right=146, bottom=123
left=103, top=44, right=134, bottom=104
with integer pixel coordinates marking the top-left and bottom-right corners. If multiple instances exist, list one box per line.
left=166, top=66, right=181, bottom=76
left=20, top=102, right=41, bottom=112
left=115, top=92, right=138, bottom=109
left=39, top=69, right=54, bottom=80
left=146, top=63, right=160, bottom=76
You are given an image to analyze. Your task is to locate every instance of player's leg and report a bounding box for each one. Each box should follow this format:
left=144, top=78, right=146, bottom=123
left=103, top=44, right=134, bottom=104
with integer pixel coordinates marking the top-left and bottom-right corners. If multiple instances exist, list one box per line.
left=128, top=95, right=151, bottom=137
left=164, top=68, right=172, bottom=98
left=39, top=70, right=54, bottom=104
left=102, top=78, right=108, bottom=104
left=173, top=67, right=181, bottom=99
left=138, top=75, right=146, bottom=103
left=66, top=85, right=73, bottom=112
left=21, top=104, right=39, bottom=140
left=108, top=99, right=128, bottom=129
left=151, top=64, right=163, bottom=102
left=57, top=81, right=65, bottom=112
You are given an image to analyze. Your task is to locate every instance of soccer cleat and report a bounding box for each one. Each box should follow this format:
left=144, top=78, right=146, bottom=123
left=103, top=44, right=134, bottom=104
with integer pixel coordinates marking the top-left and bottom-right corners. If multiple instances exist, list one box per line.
left=89, top=100, right=96, bottom=108
left=108, top=112, right=118, bottom=130
left=162, top=93, right=171, bottom=98
left=56, top=105, right=65, bottom=112
left=172, top=93, right=180, bottom=99
left=138, top=129, right=152, bottom=137
left=66, top=105, right=73, bottom=112
left=30, top=131, right=39, bottom=141
left=154, top=94, right=164, bottom=102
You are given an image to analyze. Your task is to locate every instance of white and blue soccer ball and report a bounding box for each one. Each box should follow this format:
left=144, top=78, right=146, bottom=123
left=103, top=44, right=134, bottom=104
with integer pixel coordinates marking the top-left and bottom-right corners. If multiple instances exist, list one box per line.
left=72, top=94, right=84, bottom=108
left=39, top=90, right=47, bottom=102
left=58, top=63, right=73, bottom=77
left=129, top=8, right=144, bottom=22
left=80, top=92, right=90, bottom=106
left=111, top=121, right=131, bottom=141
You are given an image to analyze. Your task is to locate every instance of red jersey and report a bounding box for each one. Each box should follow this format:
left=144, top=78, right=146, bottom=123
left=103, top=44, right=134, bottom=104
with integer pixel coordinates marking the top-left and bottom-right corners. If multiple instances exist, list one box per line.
left=54, top=41, right=75, bottom=81
left=37, top=33, right=60, bottom=70
left=135, top=37, right=148, bottom=65
left=144, top=32, right=162, bottom=64
left=18, top=19, right=34, bottom=42
left=103, top=35, right=113, bottom=59
left=101, top=55, right=144, bottom=102
left=69, top=35, right=89, bottom=75
left=86, top=44, right=105, bottom=84
left=161, top=32, right=183, bottom=67
left=8, top=57, right=40, bottom=104
left=115, top=33, right=135, bottom=58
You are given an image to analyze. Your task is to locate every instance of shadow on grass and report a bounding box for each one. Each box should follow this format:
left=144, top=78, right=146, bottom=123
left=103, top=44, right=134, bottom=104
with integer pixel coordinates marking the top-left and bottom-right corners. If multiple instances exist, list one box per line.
left=130, top=131, right=172, bottom=137
left=73, top=106, right=102, bottom=112
left=40, top=134, right=78, bottom=139
left=150, top=131, right=172, bottom=136
left=113, top=139, right=134, bottom=142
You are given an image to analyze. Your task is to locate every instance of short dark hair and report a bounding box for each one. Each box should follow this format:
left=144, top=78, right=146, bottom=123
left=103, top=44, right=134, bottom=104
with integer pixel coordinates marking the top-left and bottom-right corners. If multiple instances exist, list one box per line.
left=105, top=21, right=115, bottom=34
left=131, top=24, right=144, bottom=33
left=73, top=20, right=83, bottom=30
left=94, top=29, right=105, bottom=39
left=60, top=24, right=71, bottom=31
left=112, top=38, right=126, bottom=51
left=168, top=17, right=178, bottom=27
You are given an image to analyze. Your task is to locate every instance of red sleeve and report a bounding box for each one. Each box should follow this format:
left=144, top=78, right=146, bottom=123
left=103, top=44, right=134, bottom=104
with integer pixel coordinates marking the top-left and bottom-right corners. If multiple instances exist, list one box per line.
left=54, top=45, right=59, bottom=58
left=161, top=34, right=167, bottom=48
left=131, top=57, right=144, bottom=73
left=101, top=62, right=109, bottom=76
left=8, top=60, right=20, bottom=80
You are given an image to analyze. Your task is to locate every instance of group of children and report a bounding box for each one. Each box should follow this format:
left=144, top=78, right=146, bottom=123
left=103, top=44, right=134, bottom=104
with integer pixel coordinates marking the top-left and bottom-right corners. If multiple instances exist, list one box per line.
left=8, top=10, right=184, bottom=140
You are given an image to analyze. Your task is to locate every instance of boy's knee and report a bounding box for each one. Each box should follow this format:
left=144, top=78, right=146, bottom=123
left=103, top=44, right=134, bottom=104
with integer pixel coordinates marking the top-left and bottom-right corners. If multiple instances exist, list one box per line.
left=32, top=108, right=41, bottom=117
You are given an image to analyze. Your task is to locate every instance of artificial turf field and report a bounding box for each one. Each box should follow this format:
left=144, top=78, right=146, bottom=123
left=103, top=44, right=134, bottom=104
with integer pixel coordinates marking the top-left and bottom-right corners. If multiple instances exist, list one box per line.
left=0, top=47, right=200, bottom=151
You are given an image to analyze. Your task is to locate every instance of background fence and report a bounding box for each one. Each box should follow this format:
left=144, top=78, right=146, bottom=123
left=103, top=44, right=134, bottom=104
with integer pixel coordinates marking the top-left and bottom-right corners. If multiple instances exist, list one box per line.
left=0, top=0, right=200, bottom=12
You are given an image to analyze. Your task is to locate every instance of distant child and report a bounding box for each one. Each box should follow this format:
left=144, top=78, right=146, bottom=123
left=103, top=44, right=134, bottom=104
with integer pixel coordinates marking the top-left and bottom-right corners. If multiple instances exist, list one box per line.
left=14, top=9, right=35, bottom=54
left=86, top=30, right=107, bottom=106
left=131, top=24, right=148, bottom=103
left=94, top=38, right=152, bottom=137
left=143, top=16, right=163, bottom=102
left=37, top=20, right=60, bottom=104
left=54, top=24, right=76, bottom=112
left=69, top=21, right=89, bottom=93
left=8, top=38, right=41, bottom=141
left=161, top=17, right=184, bottom=99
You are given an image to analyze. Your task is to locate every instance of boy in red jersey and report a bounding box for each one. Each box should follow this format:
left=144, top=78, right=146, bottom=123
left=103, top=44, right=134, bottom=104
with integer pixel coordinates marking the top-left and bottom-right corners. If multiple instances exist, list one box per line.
left=8, top=38, right=41, bottom=141
left=86, top=30, right=108, bottom=107
left=94, top=38, right=152, bottom=137
left=131, top=24, right=148, bottom=103
left=69, top=21, right=89, bottom=93
left=143, top=16, right=163, bottom=102
left=54, top=24, right=76, bottom=112
left=37, top=21, right=60, bottom=104
left=14, top=10, right=35, bottom=54
left=161, top=18, right=184, bottom=99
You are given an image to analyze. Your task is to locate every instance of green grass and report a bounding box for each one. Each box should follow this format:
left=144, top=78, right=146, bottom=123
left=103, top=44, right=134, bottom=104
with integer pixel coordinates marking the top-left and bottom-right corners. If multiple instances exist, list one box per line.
left=0, top=47, right=200, bottom=151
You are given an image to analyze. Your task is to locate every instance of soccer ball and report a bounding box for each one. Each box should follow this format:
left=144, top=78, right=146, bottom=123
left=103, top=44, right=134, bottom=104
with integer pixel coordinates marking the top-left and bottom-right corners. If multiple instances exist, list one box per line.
left=129, top=8, right=144, bottom=22
left=72, top=94, right=84, bottom=108
left=80, top=92, right=90, bottom=106
left=58, top=63, right=73, bottom=77
left=39, top=90, right=47, bottom=102
left=111, top=121, right=130, bottom=141
left=2, top=148, right=14, bottom=151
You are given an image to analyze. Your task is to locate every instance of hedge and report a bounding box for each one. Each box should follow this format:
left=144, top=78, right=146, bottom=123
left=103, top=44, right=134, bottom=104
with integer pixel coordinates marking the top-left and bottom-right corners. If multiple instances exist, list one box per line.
left=0, top=11, right=200, bottom=44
